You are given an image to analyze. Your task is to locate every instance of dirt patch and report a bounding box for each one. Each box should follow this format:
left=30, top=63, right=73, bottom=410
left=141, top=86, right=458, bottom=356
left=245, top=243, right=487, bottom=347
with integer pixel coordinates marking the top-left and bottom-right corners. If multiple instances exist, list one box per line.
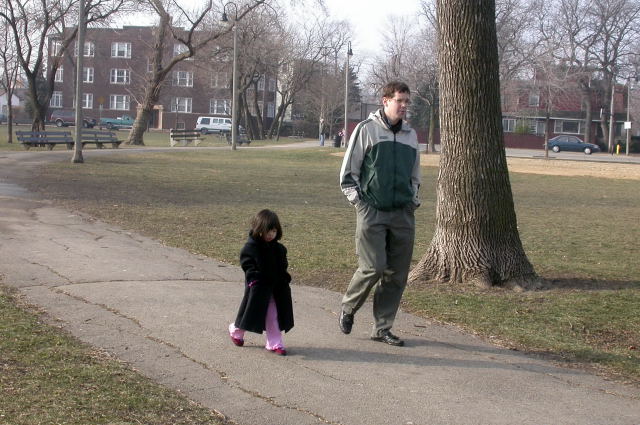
left=332, top=152, right=640, bottom=180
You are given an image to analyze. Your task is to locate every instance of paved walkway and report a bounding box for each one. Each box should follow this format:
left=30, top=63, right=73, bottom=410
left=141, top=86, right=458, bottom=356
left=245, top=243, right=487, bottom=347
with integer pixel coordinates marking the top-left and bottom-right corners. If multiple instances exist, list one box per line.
left=0, top=149, right=638, bottom=425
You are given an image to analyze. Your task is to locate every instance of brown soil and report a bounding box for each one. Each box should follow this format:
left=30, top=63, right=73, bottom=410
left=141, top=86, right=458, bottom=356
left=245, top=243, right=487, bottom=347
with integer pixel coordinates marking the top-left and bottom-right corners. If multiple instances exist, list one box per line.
left=421, top=154, right=640, bottom=180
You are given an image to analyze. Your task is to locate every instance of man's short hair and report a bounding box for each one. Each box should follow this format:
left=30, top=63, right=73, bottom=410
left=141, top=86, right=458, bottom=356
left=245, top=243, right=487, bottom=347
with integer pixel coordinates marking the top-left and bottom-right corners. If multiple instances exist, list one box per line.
left=381, top=81, right=411, bottom=98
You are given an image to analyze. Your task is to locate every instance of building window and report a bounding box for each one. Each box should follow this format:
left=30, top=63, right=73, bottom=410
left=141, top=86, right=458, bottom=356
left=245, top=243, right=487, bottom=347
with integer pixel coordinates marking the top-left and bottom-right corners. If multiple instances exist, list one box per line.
left=171, top=97, right=192, bottom=113
left=83, top=93, right=93, bottom=109
left=110, top=68, right=130, bottom=84
left=51, top=40, right=63, bottom=56
left=554, top=120, right=581, bottom=134
left=267, top=102, right=275, bottom=118
left=257, top=100, right=264, bottom=116
left=111, top=42, right=132, bottom=58
left=50, top=91, right=62, bottom=108
left=72, top=93, right=94, bottom=109
left=502, top=118, right=516, bottom=132
left=83, top=67, right=94, bottom=83
left=75, top=41, right=95, bottom=57
left=209, top=99, right=230, bottom=114
left=173, top=44, right=192, bottom=59
left=110, top=94, right=130, bottom=110
left=147, top=59, right=154, bottom=73
left=257, top=75, right=265, bottom=90
left=173, top=71, right=193, bottom=87
left=268, top=78, right=276, bottom=92
left=528, top=91, right=540, bottom=107
left=54, top=67, right=64, bottom=83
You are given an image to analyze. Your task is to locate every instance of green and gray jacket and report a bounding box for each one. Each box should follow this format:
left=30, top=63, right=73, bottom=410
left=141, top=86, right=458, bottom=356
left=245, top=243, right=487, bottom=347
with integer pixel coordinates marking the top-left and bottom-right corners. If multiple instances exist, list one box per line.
left=339, top=109, right=421, bottom=211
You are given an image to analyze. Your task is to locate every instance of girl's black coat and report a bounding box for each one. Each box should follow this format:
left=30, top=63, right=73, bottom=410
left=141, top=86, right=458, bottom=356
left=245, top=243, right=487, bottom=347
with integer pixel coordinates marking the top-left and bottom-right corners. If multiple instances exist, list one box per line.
left=234, top=233, right=294, bottom=334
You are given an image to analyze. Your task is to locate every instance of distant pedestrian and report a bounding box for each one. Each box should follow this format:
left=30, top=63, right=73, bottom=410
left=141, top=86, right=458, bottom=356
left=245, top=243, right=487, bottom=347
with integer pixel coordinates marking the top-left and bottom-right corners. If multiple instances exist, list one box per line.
left=338, top=81, right=421, bottom=346
left=228, top=209, right=294, bottom=355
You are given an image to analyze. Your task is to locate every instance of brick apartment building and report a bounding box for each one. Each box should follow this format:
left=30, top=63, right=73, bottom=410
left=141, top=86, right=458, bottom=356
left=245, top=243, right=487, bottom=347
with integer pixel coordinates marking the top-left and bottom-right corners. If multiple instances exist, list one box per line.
left=48, top=26, right=277, bottom=130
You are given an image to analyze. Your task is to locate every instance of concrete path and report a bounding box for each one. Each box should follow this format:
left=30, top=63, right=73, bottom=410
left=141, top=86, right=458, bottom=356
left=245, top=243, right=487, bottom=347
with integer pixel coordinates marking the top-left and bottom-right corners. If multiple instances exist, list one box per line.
left=0, top=150, right=638, bottom=425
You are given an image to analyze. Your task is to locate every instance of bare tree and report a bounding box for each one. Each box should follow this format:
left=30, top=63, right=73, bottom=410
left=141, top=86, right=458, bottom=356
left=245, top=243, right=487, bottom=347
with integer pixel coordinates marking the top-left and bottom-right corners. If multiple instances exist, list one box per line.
left=124, top=0, right=267, bottom=145
left=0, top=0, right=126, bottom=131
left=1, top=16, right=19, bottom=142
left=267, top=16, right=349, bottom=140
left=409, top=0, right=538, bottom=290
left=369, top=15, right=440, bottom=152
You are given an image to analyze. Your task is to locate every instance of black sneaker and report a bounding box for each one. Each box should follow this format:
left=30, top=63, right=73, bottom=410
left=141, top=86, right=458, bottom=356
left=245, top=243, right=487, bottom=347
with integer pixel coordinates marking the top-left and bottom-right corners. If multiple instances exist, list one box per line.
left=371, top=330, right=404, bottom=346
left=339, top=310, right=354, bottom=334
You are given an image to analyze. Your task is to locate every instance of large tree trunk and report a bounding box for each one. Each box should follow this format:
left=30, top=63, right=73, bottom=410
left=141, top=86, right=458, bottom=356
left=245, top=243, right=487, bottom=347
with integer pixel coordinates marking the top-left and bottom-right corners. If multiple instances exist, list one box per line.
left=126, top=13, right=170, bottom=146
left=409, top=0, right=538, bottom=290
left=427, top=103, right=437, bottom=153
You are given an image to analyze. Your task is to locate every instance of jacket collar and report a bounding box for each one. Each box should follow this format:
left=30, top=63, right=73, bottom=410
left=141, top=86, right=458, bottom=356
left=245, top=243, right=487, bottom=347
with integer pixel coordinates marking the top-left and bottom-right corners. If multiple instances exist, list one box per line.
left=371, top=109, right=412, bottom=133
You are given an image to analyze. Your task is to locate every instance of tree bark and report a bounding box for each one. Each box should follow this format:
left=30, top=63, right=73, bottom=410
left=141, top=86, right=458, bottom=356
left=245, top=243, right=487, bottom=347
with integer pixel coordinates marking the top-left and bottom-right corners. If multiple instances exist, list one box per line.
left=427, top=103, right=436, bottom=153
left=409, top=0, right=538, bottom=290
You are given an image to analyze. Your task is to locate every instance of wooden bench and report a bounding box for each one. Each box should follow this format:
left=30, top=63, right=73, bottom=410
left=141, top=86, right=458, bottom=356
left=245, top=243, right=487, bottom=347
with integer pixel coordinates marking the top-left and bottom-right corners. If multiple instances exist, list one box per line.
left=170, top=129, right=202, bottom=147
left=225, top=132, right=252, bottom=145
left=16, top=130, right=74, bottom=150
left=81, top=130, right=123, bottom=149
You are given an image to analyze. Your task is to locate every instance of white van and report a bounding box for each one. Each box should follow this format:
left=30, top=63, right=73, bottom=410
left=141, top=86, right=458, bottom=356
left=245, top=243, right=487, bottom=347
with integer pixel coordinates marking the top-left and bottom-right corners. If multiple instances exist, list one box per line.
left=195, top=116, right=232, bottom=134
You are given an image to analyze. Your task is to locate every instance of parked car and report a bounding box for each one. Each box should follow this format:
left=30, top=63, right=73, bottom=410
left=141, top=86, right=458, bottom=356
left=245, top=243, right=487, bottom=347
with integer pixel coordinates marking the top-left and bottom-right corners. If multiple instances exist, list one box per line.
left=99, top=115, right=135, bottom=130
left=195, top=116, right=232, bottom=134
left=547, top=135, right=601, bottom=155
left=49, top=109, right=96, bottom=128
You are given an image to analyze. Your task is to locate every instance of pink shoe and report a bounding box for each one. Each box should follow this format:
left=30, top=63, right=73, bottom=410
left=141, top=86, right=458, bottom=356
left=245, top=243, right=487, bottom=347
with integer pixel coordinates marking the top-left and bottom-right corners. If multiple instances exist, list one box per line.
left=270, top=347, right=287, bottom=356
left=230, top=335, right=244, bottom=347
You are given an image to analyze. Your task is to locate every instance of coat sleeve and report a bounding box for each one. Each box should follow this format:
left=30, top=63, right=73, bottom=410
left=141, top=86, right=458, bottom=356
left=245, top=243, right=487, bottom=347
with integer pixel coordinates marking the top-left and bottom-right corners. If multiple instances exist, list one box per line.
left=411, top=129, right=421, bottom=206
left=240, top=245, right=262, bottom=284
left=339, top=121, right=368, bottom=205
left=281, top=245, right=292, bottom=284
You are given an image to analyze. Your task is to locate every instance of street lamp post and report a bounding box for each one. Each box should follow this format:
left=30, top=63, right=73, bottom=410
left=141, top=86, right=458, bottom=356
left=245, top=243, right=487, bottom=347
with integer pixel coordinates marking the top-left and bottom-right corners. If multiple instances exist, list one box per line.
left=343, top=41, right=352, bottom=147
left=222, top=2, right=239, bottom=151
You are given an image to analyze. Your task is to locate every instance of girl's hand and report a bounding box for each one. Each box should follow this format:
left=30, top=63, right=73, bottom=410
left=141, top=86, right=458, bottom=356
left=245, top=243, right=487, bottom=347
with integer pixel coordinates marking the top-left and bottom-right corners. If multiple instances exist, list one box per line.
left=247, top=280, right=258, bottom=288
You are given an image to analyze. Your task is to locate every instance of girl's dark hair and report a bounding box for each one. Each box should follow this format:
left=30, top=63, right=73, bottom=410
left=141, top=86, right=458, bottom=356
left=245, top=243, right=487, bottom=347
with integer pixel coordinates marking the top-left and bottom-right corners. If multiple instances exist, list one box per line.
left=250, top=209, right=282, bottom=241
left=381, top=81, right=410, bottom=98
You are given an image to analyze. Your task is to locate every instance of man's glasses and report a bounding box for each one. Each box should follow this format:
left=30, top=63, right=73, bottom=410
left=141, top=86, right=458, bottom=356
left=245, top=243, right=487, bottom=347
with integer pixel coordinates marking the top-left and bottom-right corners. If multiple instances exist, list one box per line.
left=388, top=97, right=412, bottom=106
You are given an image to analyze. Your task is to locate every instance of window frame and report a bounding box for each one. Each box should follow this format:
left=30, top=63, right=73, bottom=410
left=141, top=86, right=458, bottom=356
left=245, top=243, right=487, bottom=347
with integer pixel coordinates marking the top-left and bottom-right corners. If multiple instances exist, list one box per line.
left=111, top=42, right=132, bottom=58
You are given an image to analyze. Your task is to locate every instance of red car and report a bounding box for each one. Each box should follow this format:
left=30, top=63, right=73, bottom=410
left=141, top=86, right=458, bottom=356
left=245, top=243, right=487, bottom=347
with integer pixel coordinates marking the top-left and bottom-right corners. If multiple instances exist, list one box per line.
left=49, top=109, right=96, bottom=128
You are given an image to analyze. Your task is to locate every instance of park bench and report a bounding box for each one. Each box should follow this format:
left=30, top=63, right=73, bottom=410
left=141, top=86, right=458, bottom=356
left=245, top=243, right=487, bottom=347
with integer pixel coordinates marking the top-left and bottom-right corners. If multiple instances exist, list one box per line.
left=81, top=130, right=123, bottom=149
left=16, top=130, right=74, bottom=150
left=225, top=132, right=251, bottom=145
left=170, top=129, right=202, bottom=147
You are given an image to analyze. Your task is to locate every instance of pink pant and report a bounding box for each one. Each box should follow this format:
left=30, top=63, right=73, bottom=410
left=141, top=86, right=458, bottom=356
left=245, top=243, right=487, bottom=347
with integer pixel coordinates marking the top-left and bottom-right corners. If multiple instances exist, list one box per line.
left=229, top=296, right=284, bottom=350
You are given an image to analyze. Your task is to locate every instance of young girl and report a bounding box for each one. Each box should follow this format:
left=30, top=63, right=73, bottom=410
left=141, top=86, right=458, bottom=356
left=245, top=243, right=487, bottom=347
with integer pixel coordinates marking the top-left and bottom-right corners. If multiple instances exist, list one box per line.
left=229, top=209, right=294, bottom=355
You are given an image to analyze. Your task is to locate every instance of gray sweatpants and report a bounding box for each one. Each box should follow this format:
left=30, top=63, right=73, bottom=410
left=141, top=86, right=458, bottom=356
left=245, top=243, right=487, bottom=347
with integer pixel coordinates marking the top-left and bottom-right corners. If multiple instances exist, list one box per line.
left=341, top=202, right=416, bottom=337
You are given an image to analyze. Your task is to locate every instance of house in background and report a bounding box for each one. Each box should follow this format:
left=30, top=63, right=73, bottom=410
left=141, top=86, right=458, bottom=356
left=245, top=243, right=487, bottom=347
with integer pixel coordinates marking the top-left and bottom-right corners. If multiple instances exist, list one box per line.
left=500, top=71, right=629, bottom=150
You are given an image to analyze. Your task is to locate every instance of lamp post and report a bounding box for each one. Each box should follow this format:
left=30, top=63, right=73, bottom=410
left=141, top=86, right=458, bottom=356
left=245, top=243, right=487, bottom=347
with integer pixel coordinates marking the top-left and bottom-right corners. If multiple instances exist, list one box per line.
left=222, top=2, right=239, bottom=150
left=343, top=41, right=353, bottom=147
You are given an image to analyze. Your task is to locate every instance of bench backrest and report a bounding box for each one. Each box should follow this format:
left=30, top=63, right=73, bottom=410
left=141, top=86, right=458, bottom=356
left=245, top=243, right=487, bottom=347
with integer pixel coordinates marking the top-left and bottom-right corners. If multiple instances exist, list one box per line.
left=16, top=131, right=74, bottom=143
left=81, top=130, right=118, bottom=142
left=170, top=129, right=200, bottom=137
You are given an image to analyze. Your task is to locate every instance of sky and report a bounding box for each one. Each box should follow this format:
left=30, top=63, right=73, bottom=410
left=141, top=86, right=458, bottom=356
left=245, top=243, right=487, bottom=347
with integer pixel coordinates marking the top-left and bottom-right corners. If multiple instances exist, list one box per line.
left=319, top=0, right=420, bottom=55
left=120, top=0, right=421, bottom=57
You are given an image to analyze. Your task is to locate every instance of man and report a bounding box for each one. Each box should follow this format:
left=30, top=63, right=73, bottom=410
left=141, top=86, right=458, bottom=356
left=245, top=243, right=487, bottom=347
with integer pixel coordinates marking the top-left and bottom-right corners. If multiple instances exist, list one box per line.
left=338, top=81, right=421, bottom=346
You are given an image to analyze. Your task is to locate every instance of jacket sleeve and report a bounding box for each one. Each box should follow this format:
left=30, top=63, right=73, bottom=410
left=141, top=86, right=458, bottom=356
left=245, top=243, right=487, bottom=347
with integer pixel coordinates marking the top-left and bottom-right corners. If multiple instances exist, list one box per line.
left=411, top=130, right=422, bottom=206
left=281, top=245, right=292, bottom=285
left=339, top=122, right=368, bottom=204
left=240, top=246, right=262, bottom=284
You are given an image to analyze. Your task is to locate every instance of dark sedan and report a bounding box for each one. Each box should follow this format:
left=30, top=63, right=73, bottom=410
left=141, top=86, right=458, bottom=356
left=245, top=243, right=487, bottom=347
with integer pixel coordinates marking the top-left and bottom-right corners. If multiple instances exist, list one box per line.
left=547, top=135, right=601, bottom=155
